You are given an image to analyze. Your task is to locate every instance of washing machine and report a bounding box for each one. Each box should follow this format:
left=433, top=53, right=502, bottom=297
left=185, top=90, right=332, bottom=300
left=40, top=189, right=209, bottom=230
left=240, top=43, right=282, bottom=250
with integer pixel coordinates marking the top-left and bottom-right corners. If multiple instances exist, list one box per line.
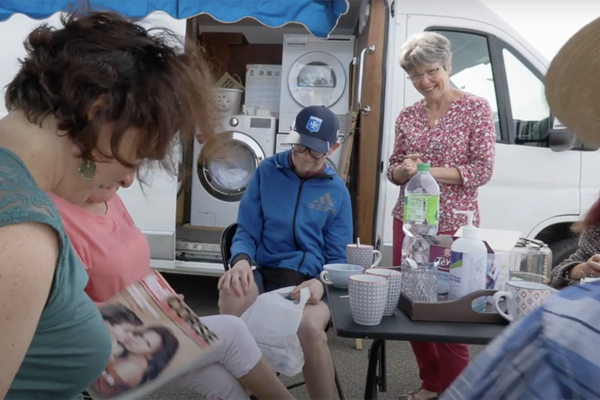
left=190, top=115, right=276, bottom=228
left=275, top=133, right=343, bottom=174
left=279, top=34, right=355, bottom=137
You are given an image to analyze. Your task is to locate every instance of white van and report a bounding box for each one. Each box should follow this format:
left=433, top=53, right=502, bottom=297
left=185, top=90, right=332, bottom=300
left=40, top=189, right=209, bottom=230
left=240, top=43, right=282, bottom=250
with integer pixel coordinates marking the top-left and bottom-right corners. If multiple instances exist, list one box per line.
left=3, top=0, right=596, bottom=276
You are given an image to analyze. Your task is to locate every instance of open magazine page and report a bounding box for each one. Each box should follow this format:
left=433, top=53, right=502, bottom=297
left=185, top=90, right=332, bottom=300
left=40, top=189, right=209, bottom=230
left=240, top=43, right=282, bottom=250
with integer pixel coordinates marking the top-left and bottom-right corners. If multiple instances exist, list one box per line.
left=86, top=271, right=220, bottom=400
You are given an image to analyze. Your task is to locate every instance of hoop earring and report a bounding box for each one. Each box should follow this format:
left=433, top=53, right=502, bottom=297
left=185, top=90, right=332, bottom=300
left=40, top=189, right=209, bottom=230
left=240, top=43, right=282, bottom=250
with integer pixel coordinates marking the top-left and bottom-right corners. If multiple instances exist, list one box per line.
left=78, top=159, right=97, bottom=182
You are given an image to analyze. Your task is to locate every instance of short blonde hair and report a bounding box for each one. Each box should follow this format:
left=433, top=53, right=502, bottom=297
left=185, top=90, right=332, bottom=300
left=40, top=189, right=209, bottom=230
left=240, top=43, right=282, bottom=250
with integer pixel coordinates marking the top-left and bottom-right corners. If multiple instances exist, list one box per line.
left=398, top=32, right=452, bottom=73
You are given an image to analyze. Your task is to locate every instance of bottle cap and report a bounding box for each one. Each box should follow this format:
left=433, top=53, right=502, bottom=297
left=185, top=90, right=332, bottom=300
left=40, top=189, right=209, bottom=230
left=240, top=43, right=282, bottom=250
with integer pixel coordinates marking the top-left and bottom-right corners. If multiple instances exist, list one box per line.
left=416, top=163, right=430, bottom=172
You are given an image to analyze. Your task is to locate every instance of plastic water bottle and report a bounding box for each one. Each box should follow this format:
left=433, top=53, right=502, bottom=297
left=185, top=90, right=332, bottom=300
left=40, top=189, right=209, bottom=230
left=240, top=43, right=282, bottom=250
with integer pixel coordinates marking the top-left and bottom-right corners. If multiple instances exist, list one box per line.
left=401, top=163, right=440, bottom=302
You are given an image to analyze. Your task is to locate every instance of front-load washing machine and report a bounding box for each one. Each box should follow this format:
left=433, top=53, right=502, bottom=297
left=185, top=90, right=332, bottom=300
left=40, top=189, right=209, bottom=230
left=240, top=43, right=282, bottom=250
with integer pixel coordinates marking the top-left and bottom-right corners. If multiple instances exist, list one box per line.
left=275, top=133, right=343, bottom=174
left=279, top=34, right=355, bottom=137
left=191, top=115, right=276, bottom=228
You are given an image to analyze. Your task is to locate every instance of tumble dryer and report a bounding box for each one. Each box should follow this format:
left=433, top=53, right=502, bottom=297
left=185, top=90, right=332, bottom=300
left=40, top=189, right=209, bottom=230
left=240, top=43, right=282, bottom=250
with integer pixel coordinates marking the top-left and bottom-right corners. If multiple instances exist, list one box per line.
left=279, top=34, right=355, bottom=137
left=275, top=133, right=343, bottom=174
left=191, top=115, right=276, bottom=228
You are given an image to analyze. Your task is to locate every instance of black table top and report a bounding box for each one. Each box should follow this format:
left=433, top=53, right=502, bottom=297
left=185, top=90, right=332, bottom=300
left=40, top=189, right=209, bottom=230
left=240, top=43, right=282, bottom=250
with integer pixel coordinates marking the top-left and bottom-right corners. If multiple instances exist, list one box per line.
left=327, top=286, right=507, bottom=345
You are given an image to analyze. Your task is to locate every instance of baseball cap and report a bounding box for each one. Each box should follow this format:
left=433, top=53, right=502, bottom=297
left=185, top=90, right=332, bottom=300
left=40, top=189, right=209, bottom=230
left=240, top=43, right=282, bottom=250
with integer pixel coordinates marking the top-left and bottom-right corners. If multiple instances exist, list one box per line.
left=286, top=106, right=339, bottom=154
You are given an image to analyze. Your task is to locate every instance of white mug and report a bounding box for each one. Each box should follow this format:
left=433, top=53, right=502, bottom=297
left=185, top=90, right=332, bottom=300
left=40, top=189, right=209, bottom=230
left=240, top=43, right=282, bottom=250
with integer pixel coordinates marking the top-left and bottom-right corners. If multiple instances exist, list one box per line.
left=492, top=280, right=555, bottom=323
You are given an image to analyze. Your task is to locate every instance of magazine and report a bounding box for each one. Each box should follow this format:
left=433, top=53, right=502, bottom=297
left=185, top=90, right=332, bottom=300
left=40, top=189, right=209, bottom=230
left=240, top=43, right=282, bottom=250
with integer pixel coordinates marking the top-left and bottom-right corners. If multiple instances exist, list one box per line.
left=86, top=271, right=220, bottom=400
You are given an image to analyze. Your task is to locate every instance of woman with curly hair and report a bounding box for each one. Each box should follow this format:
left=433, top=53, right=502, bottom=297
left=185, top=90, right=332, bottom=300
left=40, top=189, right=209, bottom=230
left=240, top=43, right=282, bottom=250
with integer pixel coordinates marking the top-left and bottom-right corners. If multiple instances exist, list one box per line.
left=0, top=9, right=262, bottom=400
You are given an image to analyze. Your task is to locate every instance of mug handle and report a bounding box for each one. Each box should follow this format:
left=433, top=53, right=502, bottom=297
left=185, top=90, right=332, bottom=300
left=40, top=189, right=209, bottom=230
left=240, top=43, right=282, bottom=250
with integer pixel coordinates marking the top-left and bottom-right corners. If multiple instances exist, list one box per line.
left=370, top=250, right=382, bottom=268
left=320, top=270, right=333, bottom=285
left=492, top=291, right=513, bottom=322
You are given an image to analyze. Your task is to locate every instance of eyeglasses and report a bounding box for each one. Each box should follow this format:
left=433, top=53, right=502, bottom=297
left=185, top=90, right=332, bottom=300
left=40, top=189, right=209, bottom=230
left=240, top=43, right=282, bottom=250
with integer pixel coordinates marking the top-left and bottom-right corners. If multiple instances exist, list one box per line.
left=408, top=67, right=442, bottom=82
left=291, top=144, right=327, bottom=159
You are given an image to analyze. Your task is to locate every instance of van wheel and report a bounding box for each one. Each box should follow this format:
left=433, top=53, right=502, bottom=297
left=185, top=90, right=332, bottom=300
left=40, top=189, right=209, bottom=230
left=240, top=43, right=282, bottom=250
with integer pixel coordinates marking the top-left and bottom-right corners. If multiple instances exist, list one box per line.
left=549, top=237, right=579, bottom=269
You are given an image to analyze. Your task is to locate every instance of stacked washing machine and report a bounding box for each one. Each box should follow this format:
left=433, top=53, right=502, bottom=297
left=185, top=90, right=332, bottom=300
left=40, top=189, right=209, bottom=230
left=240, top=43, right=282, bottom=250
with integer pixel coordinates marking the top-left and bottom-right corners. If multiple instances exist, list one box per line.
left=190, top=114, right=276, bottom=228
left=275, top=33, right=355, bottom=173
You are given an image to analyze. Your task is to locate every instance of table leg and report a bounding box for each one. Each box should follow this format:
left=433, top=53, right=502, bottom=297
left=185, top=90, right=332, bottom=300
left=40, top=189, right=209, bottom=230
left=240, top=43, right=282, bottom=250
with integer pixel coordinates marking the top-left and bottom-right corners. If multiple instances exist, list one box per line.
left=363, top=339, right=384, bottom=400
left=379, top=341, right=387, bottom=392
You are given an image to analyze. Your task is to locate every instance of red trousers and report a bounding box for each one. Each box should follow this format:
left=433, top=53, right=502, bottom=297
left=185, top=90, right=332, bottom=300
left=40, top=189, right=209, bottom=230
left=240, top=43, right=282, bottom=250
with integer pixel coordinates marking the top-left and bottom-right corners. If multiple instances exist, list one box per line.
left=393, top=218, right=469, bottom=393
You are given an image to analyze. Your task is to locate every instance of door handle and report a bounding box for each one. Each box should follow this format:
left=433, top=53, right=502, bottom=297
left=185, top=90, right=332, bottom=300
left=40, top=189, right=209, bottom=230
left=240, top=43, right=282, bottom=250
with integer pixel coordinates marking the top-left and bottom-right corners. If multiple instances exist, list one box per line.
left=357, top=44, right=376, bottom=116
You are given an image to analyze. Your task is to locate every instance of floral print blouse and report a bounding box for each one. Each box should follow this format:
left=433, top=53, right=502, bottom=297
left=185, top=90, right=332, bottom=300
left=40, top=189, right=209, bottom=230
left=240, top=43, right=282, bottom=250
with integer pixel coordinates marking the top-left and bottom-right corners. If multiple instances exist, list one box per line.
left=387, top=93, right=496, bottom=233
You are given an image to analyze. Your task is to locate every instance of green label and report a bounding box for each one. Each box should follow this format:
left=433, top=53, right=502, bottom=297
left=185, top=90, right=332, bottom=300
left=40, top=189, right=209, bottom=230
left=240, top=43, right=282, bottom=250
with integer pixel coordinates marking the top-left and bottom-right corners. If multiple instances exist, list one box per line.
left=403, top=194, right=439, bottom=225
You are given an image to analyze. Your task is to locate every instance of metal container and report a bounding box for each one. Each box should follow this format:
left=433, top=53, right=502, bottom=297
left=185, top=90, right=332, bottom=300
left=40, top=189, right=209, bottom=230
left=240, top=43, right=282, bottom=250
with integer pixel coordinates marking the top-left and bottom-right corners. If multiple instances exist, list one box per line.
left=509, top=238, right=553, bottom=285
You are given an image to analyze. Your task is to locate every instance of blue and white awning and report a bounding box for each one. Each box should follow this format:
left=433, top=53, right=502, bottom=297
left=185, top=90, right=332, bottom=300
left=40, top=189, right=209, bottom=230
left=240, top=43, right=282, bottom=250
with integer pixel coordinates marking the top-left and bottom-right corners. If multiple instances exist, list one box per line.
left=0, top=0, right=350, bottom=37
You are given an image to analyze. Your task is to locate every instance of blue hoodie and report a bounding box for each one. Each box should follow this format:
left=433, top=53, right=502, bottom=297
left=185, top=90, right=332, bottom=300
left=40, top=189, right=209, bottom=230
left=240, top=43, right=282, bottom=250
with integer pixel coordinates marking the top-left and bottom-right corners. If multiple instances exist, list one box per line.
left=230, top=150, right=353, bottom=278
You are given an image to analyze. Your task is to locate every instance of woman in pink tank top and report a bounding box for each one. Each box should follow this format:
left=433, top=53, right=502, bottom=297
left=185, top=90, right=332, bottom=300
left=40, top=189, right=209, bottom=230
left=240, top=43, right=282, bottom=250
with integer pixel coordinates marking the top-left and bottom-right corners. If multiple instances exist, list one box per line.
left=50, top=176, right=295, bottom=400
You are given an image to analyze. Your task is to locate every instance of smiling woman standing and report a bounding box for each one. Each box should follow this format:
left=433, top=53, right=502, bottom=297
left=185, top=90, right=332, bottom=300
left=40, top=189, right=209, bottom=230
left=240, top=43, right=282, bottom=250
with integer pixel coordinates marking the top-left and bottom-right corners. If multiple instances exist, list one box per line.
left=387, top=32, right=496, bottom=400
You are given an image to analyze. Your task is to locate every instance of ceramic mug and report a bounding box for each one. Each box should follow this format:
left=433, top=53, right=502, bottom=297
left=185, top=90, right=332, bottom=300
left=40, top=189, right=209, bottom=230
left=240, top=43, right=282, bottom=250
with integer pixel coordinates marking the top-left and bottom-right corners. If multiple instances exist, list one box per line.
left=348, top=274, right=388, bottom=326
left=320, top=264, right=364, bottom=289
left=492, top=280, right=555, bottom=323
left=365, top=268, right=403, bottom=316
left=346, top=244, right=382, bottom=269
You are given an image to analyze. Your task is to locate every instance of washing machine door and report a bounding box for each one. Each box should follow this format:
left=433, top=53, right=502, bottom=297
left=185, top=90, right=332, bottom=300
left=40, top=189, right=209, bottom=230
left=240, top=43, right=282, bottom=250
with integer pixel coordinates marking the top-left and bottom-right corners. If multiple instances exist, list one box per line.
left=288, top=51, right=346, bottom=108
left=198, top=131, right=265, bottom=202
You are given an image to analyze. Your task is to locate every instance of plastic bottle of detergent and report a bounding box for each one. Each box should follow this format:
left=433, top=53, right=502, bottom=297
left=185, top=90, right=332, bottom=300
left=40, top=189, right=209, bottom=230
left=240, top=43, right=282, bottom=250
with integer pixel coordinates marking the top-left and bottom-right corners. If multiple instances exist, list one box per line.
left=448, top=210, right=488, bottom=312
left=401, top=163, right=440, bottom=302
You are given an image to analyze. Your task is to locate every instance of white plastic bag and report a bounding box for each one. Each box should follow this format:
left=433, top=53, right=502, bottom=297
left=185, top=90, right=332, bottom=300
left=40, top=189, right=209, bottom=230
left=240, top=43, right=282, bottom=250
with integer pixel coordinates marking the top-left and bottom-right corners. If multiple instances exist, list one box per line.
left=240, top=286, right=310, bottom=376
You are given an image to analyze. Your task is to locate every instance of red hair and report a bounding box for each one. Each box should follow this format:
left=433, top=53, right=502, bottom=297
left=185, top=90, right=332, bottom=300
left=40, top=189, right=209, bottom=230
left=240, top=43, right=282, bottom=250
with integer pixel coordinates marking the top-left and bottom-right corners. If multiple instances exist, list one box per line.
left=575, top=195, right=600, bottom=232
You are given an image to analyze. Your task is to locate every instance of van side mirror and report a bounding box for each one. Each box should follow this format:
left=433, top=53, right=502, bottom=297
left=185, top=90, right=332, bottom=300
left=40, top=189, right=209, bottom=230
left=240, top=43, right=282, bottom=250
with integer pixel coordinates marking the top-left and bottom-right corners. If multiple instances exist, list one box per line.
left=548, top=117, right=576, bottom=152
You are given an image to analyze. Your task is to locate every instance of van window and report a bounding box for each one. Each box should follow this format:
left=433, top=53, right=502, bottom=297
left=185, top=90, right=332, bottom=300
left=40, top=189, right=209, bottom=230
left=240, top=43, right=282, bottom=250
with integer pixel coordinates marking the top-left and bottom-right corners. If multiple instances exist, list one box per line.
left=434, top=30, right=501, bottom=142
left=502, top=48, right=550, bottom=147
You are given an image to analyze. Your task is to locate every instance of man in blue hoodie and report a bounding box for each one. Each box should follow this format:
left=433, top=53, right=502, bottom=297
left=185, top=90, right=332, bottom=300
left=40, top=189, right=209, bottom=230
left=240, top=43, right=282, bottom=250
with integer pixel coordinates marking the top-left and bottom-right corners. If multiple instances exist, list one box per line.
left=218, top=105, right=353, bottom=400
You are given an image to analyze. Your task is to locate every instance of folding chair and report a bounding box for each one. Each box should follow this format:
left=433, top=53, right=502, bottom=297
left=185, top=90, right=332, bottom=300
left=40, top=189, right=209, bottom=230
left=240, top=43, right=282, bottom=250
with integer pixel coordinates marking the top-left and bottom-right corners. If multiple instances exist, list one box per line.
left=220, top=223, right=345, bottom=399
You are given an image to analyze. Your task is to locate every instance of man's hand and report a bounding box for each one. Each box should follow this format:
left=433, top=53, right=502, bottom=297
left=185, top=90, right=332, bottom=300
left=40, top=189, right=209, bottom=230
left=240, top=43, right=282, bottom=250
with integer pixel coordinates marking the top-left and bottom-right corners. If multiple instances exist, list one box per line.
left=217, top=260, right=254, bottom=297
left=290, top=278, right=324, bottom=304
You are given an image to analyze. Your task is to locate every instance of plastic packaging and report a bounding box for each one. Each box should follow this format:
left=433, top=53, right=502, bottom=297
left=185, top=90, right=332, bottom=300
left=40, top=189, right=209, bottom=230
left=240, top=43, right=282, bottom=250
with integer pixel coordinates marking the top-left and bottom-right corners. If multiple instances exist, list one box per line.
left=401, top=163, right=440, bottom=302
left=448, top=210, right=488, bottom=311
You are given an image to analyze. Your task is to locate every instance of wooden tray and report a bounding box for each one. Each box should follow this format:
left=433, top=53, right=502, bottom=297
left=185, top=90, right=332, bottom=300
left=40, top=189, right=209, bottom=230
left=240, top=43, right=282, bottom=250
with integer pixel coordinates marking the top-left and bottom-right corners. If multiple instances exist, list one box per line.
left=398, top=290, right=509, bottom=325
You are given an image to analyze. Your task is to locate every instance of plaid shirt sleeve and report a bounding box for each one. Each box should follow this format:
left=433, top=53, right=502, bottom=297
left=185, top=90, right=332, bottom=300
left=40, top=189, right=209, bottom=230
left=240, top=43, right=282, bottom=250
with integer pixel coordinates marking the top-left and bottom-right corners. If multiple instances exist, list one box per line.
left=442, top=283, right=600, bottom=400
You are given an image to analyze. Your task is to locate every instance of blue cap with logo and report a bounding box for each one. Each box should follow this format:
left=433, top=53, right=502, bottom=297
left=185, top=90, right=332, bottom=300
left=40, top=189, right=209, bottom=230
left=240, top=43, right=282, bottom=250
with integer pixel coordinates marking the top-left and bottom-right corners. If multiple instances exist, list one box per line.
left=287, top=106, right=339, bottom=154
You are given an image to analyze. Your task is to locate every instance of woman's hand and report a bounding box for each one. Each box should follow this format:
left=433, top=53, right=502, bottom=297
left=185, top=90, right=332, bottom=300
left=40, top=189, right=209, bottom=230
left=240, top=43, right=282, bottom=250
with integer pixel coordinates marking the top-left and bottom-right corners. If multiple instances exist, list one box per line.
left=392, top=154, right=422, bottom=184
left=570, top=254, right=600, bottom=280
left=401, top=154, right=423, bottom=175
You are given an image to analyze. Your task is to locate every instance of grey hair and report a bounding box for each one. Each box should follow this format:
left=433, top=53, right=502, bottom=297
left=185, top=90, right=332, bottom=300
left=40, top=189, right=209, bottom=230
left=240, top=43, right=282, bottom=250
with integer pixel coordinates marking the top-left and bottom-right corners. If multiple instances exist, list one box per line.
left=398, top=32, right=452, bottom=73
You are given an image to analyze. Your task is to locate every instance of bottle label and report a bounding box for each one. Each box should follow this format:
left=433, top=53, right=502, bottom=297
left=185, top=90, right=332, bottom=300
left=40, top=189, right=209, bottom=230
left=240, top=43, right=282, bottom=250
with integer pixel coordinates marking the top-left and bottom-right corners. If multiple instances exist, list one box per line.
left=403, top=195, right=439, bottom=225
left=448, top=251, right=465, bottom=301
left=449, top=250, right=488, bottom=311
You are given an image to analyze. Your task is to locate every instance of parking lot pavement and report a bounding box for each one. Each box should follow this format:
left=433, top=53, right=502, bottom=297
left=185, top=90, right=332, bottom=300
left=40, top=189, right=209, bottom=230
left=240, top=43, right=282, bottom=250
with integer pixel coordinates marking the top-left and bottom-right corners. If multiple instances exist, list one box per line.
left=145, top=273, right=484, bottom=400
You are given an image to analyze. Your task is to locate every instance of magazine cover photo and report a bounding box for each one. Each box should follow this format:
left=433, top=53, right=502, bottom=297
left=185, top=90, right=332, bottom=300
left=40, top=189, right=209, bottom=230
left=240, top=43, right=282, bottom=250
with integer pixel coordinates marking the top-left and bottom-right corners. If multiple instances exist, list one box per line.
left=87, top=272, right=219, bottom=400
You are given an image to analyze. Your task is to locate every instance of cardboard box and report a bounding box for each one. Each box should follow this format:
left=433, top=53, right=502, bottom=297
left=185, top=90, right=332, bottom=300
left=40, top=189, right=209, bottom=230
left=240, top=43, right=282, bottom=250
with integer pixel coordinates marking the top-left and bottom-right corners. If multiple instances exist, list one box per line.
left=428, top=228, right=521, bottom=302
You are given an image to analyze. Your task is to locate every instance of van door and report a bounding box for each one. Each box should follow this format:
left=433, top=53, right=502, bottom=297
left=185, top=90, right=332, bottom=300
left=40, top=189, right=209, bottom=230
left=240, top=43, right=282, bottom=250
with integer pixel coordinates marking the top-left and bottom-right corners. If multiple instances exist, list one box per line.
left=402, top=15, right=581, bottom=238
left=120, top=157, right=179, bottom=270
left=352, top=0, right=389, bottom=248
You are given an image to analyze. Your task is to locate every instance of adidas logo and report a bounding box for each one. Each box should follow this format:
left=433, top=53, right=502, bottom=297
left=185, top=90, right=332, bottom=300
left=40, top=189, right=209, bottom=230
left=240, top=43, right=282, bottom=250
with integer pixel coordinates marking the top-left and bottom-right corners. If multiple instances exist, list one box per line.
left=309, top=192, right=336, bottom=214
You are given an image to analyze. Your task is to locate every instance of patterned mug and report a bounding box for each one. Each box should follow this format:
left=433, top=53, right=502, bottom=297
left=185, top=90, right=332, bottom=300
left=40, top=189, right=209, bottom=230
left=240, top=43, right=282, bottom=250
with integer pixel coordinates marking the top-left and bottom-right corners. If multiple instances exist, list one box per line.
left=348, top=274, right=388, bottom=326
left=346, top=244, right=382, bottom=269
left=365, top=268, right=403, bottom=316
left=492, top=280, right=556, bottom=323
